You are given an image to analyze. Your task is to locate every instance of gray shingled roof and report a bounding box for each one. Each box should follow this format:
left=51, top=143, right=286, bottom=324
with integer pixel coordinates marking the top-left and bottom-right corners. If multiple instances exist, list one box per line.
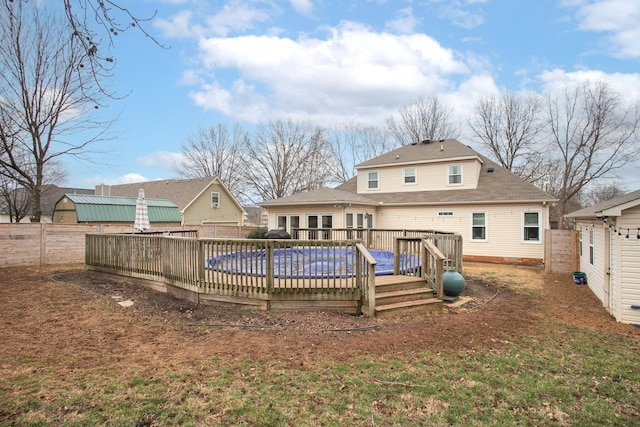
left=565, top=189, right=640, bottom=218
left=260, top=188, right=379, bottom=207
left=355, top=138, right=480, bottom=169
left=101, top=177, right=218, bottom=211
left=336, top=152, right=556, bottom=205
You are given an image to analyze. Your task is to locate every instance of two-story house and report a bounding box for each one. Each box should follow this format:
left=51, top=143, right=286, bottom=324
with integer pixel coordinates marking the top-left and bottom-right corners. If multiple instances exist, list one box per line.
left=259, top=139, right=557, bottom=265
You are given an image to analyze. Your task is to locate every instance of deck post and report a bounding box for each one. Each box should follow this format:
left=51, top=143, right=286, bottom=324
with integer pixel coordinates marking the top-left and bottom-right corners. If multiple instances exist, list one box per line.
left=266, top=241, right=274, bottom=294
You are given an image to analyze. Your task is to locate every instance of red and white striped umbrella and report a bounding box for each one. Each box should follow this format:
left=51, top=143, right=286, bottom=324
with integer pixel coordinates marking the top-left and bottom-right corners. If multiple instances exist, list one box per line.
left=133, top=188, right=150, bottom=232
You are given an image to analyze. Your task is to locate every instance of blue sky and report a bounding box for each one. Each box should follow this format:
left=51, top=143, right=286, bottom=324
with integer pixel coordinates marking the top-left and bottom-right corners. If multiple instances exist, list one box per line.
left=66, top=0, right=640, bottom=191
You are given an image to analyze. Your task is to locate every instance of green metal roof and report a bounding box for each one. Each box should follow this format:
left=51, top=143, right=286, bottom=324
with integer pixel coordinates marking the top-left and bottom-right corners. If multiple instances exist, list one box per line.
left=58, top=194, right=181, bottom=223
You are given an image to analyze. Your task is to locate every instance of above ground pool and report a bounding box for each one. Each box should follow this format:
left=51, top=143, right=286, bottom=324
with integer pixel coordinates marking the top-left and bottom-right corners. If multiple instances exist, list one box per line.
left=206, top=247, right=420, bottom=279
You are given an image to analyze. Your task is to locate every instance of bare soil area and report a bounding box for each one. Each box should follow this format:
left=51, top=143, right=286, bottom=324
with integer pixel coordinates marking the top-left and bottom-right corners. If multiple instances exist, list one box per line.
left=1, top=263, right=638, bottom=371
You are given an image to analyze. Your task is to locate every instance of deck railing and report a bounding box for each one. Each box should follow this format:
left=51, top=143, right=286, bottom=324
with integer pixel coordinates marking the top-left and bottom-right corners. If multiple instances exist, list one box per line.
left=85, top=229, right=460, bottom=313
left=86, top=234, right=374, bottom=305
left=294, top=228, right=462, bottom=272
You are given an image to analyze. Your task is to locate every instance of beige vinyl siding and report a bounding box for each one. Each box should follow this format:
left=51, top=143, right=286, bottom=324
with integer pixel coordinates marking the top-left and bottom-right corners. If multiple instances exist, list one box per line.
left=617, top=206, right=640, bottom=324
left=375, top=203, right=547, bottom=260
left=357, top=159, right=481, bottom=194
left=182, top=183, right=243, bottom=226
left=267, top=206, right=344, bottom=229
left=577, top=207, right=640, bottom=324
left=577, top=221, right=608, bottom=307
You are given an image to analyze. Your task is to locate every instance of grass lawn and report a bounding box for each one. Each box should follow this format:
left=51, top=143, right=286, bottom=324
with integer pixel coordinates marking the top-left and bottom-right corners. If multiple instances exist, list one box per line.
left=3, top=325, right=639, bottom=426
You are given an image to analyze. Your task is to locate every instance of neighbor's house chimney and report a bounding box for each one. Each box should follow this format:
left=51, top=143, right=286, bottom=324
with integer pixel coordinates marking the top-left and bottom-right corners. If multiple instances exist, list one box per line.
left=95, top=184, right=111, bottom=196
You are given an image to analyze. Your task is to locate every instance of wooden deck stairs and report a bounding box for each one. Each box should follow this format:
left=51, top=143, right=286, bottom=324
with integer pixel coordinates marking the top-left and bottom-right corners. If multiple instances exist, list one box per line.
left=373, top=275, right=442, bottom=318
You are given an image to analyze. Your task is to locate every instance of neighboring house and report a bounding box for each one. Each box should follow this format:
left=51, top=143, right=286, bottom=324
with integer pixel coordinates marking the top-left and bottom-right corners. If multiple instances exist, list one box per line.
left=96, top=177, right=246, bottom=226
left=243, top=206, right=269, bottom=227
left=565, top=189, right=640, bottom=325
left=0, top=185, right=94, bottom=223
left=52, top=194, right=181, bottom=226
left=259, top=139, right=557, bottom=265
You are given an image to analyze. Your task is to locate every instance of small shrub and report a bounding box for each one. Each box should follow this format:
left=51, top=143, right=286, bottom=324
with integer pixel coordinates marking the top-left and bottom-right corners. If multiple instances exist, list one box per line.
left=247, top=227, right=268, bottom=239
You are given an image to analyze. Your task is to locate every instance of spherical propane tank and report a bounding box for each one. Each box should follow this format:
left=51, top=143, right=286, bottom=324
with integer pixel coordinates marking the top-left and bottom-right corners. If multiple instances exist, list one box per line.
left=443, top=270, right=466, bottom=297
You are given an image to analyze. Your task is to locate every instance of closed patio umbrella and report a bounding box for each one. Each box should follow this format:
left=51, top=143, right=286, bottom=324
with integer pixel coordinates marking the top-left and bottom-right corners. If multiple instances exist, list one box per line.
left=134, top=188, right=150, bottom=232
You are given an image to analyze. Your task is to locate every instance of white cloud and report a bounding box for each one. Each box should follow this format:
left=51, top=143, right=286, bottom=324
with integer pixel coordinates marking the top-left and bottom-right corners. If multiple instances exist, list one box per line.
left=538, top=68, right=640, bottom=102
left=189, top=21, right=471, bottom=126
left=80, top=173, right=151, bottom=188
left=385, top=7, right=419, bottom=34
left=154, top=1, right=272, bottom=38
left=567, top=0, right=640, bottom=58
left=434, top=0, right=486, bottom=29
left=136, top=151, right=184, bottom=170
left=289, top=0, right=314, bottom=15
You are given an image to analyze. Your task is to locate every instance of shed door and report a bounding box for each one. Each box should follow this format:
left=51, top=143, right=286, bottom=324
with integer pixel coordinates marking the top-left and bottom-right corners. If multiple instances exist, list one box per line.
left=604, top=227, right=611, bottom=312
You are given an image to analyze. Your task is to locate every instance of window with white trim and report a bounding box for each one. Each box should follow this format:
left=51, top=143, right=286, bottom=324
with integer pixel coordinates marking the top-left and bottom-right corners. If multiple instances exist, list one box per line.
left=357, top=213, right=364, bottom=228
left=471, top=212, right=487, bottom=241
left=448, top=164, right=462, bottom=185
left=211, top=192, right=220, bottom=208
left=346, top=213, right=353, bottom=228
left=276, top=215, right=299, bottom=234
left=367, top=171, right=379, bottom=189
left=403, top=167, right=416, bottom=184
left=523, top=212, right=541, bottom=242
left=579, top=228, right=583, bottom=257
left=589, top=228, right=594, bottom=265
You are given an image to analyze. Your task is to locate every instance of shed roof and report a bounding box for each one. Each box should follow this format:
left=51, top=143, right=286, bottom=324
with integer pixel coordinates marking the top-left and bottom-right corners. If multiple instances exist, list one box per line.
left=58, top=194, right=181, bottom=223
left=565, top=189, right=640, bottom=218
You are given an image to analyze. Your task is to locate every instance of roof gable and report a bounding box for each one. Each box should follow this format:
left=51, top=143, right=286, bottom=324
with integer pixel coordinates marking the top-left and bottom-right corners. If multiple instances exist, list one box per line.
left=355, top=139, right=480, bottom=169
left=102, top=177, right=245, bottom=214
left=566, top=189, right=640, bottom=218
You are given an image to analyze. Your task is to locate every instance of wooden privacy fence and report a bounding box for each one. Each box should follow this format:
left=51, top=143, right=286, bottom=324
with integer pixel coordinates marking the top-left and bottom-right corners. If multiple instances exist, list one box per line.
left=86, top=231, right=458, bottom=314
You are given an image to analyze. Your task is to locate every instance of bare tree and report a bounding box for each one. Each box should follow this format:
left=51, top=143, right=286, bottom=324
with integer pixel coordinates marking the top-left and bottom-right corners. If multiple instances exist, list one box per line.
left=387, top=96, right=460, bottom=145
left=243, top=119, right=331, bottom=202
left=325, top=123, right=397, bottom=184
left=468, top=91, right=545, bottom=182
left=581, top=182, right=627, bottom=206
left=544, top=80, right=640, bottom=226
left=60, top=0, right=162, bottom=95
left=0, top=175, right=30, bottom=222
left=173, top=124, right=249, bottom=198
left=0, top=1, right=111, bottom=221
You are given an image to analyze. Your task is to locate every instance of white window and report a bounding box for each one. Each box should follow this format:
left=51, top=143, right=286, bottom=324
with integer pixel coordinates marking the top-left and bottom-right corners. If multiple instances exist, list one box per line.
left=367, top=171, right=379, bottom=190
left=523, top=212, right=541, bottom=242
left=211, top=192, right=220, bottom=208
left=357, top=213, right=364, bottom=228
left=276, top=215, right=299, bottom=234
left=589, top=228, right=594, bottom=265
left=579, top=228, right=583, bottom=257
left=438, top=211, right=454, bottom=217
left=403, top=168, right=416, bottom=184
left=346, top=213, right=353, bottom=228
left=471, top=212, right=487, bottom=241
left=448, top=164, right=462, bottom=185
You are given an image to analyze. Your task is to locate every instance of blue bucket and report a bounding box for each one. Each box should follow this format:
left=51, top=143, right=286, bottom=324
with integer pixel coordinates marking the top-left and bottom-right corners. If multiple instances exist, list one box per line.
left=573, top=271, right=587, bottom=285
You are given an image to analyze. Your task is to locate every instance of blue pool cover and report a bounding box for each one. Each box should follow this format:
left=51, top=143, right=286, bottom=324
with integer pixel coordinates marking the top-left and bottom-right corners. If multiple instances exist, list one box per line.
left=206, top=247, right=420, bottom=278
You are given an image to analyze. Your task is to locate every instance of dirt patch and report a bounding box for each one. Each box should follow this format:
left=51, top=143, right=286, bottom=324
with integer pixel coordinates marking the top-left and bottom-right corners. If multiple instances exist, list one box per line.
left=0, top=263, right=637, bottom=371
